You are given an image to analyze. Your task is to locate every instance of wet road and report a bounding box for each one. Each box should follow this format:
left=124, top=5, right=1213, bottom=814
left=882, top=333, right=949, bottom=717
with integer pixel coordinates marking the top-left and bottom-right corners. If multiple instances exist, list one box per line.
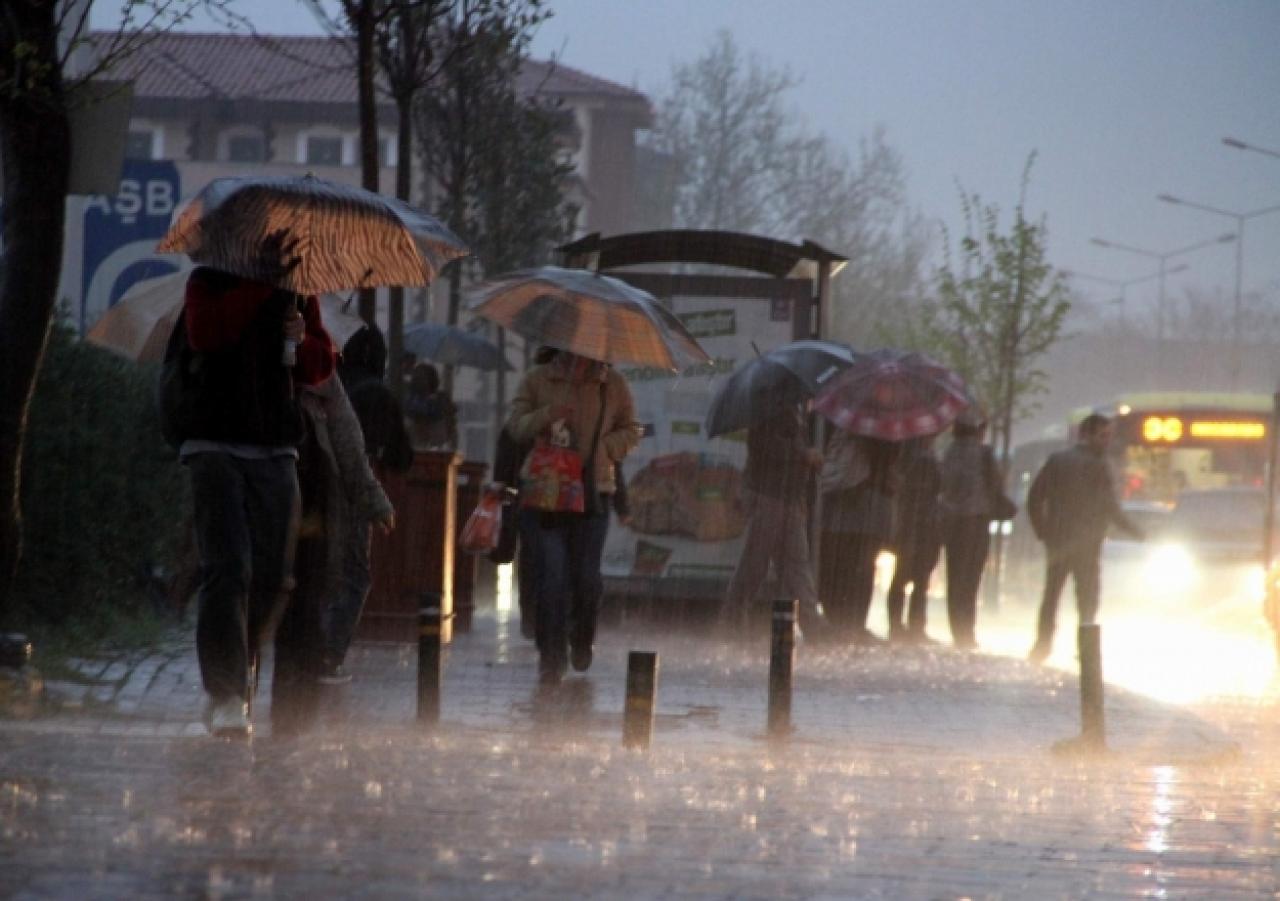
left=2, top=607, right=1279, bottom=898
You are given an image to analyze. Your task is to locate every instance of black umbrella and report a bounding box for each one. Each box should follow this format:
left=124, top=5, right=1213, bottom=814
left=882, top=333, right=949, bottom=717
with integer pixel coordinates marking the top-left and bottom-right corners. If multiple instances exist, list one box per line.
left=705, top=340, right=859, bottom=437
left=402, top=322, right=512, bottom=371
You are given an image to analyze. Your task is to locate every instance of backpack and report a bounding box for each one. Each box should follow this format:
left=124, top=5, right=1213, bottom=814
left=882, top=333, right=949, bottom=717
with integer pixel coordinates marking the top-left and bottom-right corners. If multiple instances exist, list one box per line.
left=156, top=313, right=203, bottom=450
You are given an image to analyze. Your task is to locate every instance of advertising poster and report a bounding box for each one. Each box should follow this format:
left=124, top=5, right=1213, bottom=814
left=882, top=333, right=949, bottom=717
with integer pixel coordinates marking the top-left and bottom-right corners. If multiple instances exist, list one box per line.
left=602, top=292, right=797, bottom=592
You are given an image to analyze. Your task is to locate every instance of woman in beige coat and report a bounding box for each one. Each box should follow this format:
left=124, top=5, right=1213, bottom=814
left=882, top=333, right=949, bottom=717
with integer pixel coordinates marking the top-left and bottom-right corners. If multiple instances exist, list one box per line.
left=507, top=351, right=638, bottom=685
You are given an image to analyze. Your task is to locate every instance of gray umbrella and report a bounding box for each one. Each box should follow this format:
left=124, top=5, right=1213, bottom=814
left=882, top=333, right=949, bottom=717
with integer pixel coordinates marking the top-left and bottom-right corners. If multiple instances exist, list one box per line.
left=402, top=322, right=512, bottom=371
left=705, top=340, right=859, bottom=437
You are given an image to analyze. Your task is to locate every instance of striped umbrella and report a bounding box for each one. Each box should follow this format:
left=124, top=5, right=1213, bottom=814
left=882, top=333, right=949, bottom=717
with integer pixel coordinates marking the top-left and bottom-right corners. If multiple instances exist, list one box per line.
left=813, top=348, right=971, bottom=441
left=156, top=175, right=469, bottom=295
left=468, top=266, right=710, bottom=370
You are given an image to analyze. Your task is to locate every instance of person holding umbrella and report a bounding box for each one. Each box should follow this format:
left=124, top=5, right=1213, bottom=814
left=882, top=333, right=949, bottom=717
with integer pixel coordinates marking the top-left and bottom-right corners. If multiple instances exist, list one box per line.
left=506, top=350, right=639, bottom=686
left=163, top=259, right=334, bottom=737
left=723, top=390, right=827, bottom=638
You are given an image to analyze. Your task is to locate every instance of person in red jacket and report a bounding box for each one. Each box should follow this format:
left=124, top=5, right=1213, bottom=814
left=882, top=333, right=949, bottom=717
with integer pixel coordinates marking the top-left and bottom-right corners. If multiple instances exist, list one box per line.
left=174, top=265, right=333, bottom=737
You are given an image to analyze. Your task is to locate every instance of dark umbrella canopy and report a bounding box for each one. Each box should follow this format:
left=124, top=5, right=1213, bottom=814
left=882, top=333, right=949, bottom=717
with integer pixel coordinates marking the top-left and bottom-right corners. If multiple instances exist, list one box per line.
left=469, top=266, right=709, bottom=370
left=157, top=174, right=469, bottom=295
left=814, top=348, right=970, bottom=441
left=705, top=340, right=858, bottom=437
left=402, top=322, right=511, bottom=371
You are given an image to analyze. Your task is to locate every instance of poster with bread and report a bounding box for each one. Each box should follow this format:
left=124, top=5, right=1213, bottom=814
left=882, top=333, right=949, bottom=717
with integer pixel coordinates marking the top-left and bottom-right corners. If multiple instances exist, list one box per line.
left=601, top=291, right=795, bottom=588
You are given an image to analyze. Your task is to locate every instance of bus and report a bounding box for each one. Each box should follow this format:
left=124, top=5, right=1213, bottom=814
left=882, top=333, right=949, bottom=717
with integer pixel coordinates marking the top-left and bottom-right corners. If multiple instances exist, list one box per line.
left=1072, top=392, right=1273, bottom=504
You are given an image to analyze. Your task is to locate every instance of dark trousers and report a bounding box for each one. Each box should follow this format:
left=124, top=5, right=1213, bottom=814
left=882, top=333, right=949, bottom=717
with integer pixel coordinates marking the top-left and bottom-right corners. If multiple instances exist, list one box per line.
left=886, top=535, right=941, bottom=634
left=819, top=530, right=881, bottom=636
left=944, top=515, right=990, bottom=647
left=321, top=520, right=372, bottom=664
left=525, top=504, right=610, bottom=672
left=189, top=453, right=299, bottom=704
left=1034, top=541, right=1102, bottom=651
left=273, top=527, right=325, bottom=735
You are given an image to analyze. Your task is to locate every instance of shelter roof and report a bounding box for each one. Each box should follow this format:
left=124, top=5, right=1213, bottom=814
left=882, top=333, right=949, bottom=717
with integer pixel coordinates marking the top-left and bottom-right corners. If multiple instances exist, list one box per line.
left=559, top=231, right=847, bottom=280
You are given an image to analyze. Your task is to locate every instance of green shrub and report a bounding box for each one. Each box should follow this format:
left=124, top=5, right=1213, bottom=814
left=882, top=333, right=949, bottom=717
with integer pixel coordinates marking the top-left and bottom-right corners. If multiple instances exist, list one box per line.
left=11, top=322, right=189, bottom=643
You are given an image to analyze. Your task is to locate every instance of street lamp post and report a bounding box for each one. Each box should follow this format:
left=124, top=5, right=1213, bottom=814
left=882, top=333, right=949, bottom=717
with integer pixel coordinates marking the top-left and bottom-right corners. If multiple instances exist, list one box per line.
left=1157, top=194, right=1280, bottom=388
left=1091, top=232, right=1236, bottom=345
left=1062, top=265, right=1190, bottom=330
left=1223, top=137, right=1280, bottom=161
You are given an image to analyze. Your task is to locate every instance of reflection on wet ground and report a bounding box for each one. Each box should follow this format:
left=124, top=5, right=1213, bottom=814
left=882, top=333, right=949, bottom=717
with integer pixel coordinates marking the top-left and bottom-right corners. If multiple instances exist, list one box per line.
left=2, top=596, right=1279, bottom=897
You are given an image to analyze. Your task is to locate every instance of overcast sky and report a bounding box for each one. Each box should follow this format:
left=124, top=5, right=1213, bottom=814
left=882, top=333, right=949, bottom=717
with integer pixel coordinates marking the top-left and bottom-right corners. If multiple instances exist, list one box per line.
left=91, top=0, right=1280, bottom=325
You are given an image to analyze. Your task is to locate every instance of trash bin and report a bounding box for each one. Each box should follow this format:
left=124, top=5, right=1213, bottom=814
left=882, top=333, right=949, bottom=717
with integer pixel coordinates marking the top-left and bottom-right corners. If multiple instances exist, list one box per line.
left=453, top=460, right=489, bottom=633
left=361, top=450, right=460, bottom=643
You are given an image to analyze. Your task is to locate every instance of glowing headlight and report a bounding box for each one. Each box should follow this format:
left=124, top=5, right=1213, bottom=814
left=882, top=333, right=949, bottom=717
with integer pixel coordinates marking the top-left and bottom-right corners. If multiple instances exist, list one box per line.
left=1141, top=543, right=1198, bottom=595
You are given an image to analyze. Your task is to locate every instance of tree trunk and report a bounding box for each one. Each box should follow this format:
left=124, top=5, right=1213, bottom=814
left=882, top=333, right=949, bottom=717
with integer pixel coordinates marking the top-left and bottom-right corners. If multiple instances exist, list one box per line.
left=355, top=3, right=379, bottom=325
left=389, top=92, right=414, bottom=401
left=0, top=7, right=73, bottom=617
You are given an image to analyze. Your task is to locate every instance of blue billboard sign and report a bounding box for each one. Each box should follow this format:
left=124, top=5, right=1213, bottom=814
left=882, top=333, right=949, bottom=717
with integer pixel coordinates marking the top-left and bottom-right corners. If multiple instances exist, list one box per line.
left=80, top=159, right=182, bottom=334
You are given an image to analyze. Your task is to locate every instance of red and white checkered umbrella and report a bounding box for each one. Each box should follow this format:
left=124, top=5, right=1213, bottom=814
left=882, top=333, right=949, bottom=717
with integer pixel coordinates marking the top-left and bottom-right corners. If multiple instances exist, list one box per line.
left=813, top=348, right=971, bottom=440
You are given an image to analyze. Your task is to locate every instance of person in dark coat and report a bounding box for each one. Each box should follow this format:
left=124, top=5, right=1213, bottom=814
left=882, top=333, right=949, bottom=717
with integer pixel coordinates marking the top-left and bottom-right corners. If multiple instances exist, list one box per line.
left=724, top=399, right=828, bottom=638
left=1026, top=413, right=1143, bottom=664
left=819, top=432, right=901, bottom=645
left=938, top=409, right=999, bottom=650
left=885, top=436, right=942, bottom=643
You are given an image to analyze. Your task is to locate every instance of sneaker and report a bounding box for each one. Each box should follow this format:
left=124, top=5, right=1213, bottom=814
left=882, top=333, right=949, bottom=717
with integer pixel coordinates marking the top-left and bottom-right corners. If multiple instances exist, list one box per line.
left=206, top=698, right=251, bottom=738
left=317, top=664, right=353, bottom=685
left=570, top=644, right=593, bottom=673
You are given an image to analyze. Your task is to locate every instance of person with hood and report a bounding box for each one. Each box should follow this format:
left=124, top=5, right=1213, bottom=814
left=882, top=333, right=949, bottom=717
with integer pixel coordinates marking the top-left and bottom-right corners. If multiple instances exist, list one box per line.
left=506, top=350, right=638, bottom=686
left=406, top=362, right=458, bottom=450
left=885, top=435, right=942, bottom=643
left=819, top=430, right=902, bottom=644
left=273, top=369, right=396, bottom=732
left=1026, top=413, right=1143, bottom=664
left=723, top=396, right=826, bottom=639
left=937, top=408, right=999, bottom=650
left=166, top=262, right=333, bottom=737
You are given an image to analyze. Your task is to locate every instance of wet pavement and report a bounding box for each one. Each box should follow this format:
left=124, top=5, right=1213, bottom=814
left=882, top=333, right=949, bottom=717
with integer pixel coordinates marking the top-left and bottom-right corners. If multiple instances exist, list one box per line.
left=2, top=601, right=1279, bottom=898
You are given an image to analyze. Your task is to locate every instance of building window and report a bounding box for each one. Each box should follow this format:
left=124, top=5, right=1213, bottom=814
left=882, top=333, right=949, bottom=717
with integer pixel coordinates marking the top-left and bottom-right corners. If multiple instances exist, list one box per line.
left=124, top=130, right=155, bottom=160
left=305, top=136, right=343, bottom=166
left=227, top=133, right=266, bottom=163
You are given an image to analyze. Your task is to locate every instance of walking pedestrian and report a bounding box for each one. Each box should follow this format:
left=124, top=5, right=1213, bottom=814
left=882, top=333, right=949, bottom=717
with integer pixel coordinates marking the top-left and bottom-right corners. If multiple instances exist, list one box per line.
left=1026, top=413, right=1143, bottom=664
left=507, top=351, right=638, bottom=686
left=938, top=409, right=999, bottom=650
left=819, top=431, right=901, bottom=645
left=162, top=263, right=334, bottom=737
left=273, top=374, right=395, bottom=733
left=886, top=436, right=942, bottom=643
left=723, top=398, right=827, bottom=639
left=317, top=326, right=413, bottom=681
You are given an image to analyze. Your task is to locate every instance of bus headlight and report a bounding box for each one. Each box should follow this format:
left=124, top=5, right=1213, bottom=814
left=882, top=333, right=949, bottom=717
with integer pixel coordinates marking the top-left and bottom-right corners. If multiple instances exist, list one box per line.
left=1142, top=543, right=1198, bottom=595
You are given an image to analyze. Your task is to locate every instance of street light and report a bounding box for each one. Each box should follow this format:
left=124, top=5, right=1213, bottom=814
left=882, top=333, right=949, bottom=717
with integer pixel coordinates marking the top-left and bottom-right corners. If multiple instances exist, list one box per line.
left=1090, top=232, right=1236, bottom=344
left=1158, top=194, right=1280, bottom=387
left=1223, top=136, right=1280, bottom=161
left=1062, top=265, right=1190, bottom=329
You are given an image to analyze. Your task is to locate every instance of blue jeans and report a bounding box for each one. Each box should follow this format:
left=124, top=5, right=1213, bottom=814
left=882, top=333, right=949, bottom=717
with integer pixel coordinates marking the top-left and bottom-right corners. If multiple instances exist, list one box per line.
left=523, top=504, right=610, bottom=672
left=188, top=453, right=299, bottom=703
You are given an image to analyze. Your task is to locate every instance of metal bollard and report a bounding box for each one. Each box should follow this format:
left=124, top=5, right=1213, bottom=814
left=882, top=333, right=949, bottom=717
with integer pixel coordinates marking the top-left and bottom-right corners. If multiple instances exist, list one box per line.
left=0, top=633, right=32, bottom=669
left=1078, top=623, right=1106, bottom=749
left=417, top=595, right=444, bottom=725
left=767, top=599, right=797, bottom=738
left=622, top=651, right=659, bottom=750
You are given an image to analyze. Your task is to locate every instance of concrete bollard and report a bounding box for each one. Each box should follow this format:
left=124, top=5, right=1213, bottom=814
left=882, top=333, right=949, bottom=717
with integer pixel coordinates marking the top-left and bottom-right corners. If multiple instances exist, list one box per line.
left=1078, top=623, right=1106, bottom=750
left=622, top=651, right=659, bottom=750
left=417, top=594, right=444, bottom=725
left=767, top=599, right=797, bottom=738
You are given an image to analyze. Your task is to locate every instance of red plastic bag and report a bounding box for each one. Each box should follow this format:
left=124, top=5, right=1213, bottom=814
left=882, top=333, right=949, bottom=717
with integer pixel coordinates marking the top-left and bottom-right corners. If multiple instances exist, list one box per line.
left=520, top=443, right=585, bottom=513
left=461, top=487, right=505, bottom=554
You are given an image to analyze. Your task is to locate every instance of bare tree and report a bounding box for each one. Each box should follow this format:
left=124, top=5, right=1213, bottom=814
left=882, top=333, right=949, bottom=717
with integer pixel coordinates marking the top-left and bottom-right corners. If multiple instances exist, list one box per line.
left=646, top=32, right=930, bottom=343
left=0, top=0, right=231, bottom=619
